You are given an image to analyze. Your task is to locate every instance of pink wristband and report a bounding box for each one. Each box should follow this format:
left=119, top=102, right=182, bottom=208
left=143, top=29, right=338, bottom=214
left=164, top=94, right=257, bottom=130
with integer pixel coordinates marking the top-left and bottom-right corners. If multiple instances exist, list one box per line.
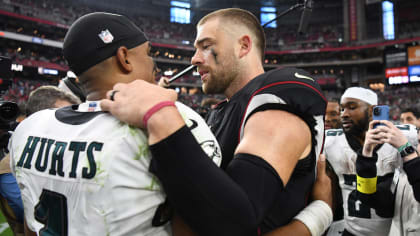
left=143, top=101, right=176, bottom=127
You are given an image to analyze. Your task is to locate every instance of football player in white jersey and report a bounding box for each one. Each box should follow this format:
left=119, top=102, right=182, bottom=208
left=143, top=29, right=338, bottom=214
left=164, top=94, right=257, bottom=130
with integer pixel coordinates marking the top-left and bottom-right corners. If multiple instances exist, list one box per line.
left=9, top=12, right=221, bottom=236
left=324, top=87, right=418, bottom=236
left=100, top=8, right=336, bottom=236
left=357, top=119, right=419, bottom=236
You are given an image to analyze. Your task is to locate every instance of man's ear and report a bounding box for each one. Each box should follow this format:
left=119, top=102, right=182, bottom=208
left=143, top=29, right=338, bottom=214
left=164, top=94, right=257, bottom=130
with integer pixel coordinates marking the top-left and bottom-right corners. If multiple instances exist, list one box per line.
left=238, top=35, right=252, bottom=58
left=116, top=46, right=132, bottom=72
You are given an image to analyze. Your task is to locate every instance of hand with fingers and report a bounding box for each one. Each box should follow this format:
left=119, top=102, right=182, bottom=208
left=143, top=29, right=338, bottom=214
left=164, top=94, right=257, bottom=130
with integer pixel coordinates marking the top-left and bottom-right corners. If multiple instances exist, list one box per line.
left=100, top=79, right=178, bottom=128
left=373, top=120, right=408, bottom=149
left=158, top=77, right=170, bottom=88
left=312, top=154, right=333, bottom=209
left=362, top=120, right=386, bottom=157
left=363, top=120, right=408, bottom=157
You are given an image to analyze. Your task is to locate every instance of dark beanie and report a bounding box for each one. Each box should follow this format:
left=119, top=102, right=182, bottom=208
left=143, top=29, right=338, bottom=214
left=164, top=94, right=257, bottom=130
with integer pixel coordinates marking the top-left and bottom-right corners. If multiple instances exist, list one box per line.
left=63, top=12, right=148, bottom=76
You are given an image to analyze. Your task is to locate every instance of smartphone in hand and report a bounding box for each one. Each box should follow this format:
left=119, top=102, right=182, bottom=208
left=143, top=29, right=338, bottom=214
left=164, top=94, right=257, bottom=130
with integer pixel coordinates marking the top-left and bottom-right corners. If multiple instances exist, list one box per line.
left=372, top=105, right=389, bottom=128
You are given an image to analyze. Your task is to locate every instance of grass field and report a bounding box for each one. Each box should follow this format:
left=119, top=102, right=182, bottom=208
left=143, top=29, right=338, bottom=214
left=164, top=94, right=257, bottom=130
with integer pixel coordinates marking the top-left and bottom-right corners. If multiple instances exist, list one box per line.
left=0, top=211, right=13, bottom=236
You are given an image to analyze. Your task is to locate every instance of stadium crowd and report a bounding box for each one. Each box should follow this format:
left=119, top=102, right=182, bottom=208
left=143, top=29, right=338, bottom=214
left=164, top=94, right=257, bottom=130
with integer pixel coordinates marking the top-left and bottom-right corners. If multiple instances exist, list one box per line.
left=0, top=0, right=382, bottom=50
left=3, top=77, right=419, bottom=123
left=0, top=1, right=419, bottom=236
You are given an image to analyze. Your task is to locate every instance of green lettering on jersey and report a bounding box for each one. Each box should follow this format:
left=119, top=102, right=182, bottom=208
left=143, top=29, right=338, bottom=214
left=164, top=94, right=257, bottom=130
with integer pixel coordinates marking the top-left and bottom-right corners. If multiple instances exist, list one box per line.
left=397, top=124, right=410, bottom=131
left=35, top=139, right=55, bottom=172
left=17, top=136, right=40, bottom=169
left=49, top=141, right=67, bottom=177
left=34, top=138, right=47, bottom=171
left=326, top=130, right=343, bottom=136
left=68, top=142, right=87, bottom=178
left=83, top=142, right=103, bottom=179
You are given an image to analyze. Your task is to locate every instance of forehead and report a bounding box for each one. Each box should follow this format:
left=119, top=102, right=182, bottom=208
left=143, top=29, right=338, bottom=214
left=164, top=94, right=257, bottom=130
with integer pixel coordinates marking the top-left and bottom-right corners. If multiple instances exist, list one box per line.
left=327, top=102, right=339, bottom=110
left=401, top=112, right=415, bottom=118
left=194, top=18, right=223, bottom=45
left=340, top=97, right=367, bottom=107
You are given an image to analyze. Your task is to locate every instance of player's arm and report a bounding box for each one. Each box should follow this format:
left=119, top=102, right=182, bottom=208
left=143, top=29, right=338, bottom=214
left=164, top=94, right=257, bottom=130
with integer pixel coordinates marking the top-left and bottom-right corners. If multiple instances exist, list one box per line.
left=235, top=109, right=311, bottom=188
left=366, top=120, right=420, bottom=203
left=396, top=125, right=420, bottom=203
left=149, top=123, right=262, bottom=235
left=355, top=151, right=395, bottom=217
left=169, top=149, right=332, bottom=236
left=264, top=154, right=333, bottom=236
left=101, top=81, right=331, bottom=235
left=403, top=156, right=420, bottom=203
left=149, top=110, right=331, bottom=235
left=355, top=120, right=396, bottom=216
left=356, top=121, right=385, bottom=205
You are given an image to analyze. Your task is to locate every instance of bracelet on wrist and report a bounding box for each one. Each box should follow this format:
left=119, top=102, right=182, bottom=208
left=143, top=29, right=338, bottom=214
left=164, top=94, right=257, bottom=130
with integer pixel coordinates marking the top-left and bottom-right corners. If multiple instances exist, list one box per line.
left=398, top=142, right=410, bottom=152
left=143, top=101, right=176, bottom=128
left=398, top=142, right=417, bottom=158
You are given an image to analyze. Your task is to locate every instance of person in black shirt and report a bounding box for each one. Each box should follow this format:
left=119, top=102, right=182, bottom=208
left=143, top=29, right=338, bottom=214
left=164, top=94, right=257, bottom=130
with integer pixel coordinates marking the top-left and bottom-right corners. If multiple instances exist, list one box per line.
left=102, top=8, right=332, bottom=236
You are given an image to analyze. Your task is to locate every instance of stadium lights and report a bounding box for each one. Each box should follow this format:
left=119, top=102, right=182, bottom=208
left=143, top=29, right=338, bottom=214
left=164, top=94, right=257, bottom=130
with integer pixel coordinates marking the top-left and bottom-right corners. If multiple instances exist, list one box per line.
left=11, top=64, right=23, bottom=72
left=164, top=70, right=174, bottom=76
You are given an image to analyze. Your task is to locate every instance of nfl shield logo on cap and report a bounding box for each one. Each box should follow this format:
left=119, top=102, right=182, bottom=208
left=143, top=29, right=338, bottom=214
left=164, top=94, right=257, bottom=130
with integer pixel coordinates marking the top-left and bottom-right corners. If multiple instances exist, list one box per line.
left=98, top=29, right=114, bottom=44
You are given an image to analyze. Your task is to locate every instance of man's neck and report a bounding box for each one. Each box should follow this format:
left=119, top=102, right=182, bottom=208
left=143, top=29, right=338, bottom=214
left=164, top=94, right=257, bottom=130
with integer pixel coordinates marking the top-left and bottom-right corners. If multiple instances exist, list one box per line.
left=84, top=81, right=114, bottom=101
left=355, top=132, right=366, bottom=147
left=86, top=91, right=105, bottom=101
left=224, top=66, right=264, bottom=99
left=85, top=86, right=112, bottom=101
left=344, top=130, right=367, bottom=152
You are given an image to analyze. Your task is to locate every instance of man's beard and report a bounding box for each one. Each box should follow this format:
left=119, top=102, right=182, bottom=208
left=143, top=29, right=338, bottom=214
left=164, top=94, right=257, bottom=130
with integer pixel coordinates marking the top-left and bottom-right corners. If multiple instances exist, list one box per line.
left=203, top=72, right=234, bottom=94
left=345, top=109, right=370, bottom=137
left=203, top=55, right=239, bottom=95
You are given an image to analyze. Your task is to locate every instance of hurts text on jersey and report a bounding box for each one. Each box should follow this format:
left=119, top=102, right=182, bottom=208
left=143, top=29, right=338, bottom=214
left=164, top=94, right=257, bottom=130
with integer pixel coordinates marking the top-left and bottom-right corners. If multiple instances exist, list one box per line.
left=16, top=136, right=103, bottom=179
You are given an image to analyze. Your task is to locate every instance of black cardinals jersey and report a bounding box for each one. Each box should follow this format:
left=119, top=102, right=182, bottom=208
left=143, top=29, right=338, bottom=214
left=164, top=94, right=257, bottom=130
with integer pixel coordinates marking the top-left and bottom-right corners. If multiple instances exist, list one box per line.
left=206, top=67, right=327, bottom=231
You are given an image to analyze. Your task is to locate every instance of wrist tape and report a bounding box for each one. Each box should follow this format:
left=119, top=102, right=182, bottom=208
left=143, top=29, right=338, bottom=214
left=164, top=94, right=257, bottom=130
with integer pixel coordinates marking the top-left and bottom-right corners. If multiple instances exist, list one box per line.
left=293, top=200, right=333, bottom=236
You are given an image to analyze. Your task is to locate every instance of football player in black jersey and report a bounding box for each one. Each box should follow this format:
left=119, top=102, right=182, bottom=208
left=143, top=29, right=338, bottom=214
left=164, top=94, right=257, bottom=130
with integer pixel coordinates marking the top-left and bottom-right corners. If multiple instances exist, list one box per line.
left=102, top=8, right=332, bottom=236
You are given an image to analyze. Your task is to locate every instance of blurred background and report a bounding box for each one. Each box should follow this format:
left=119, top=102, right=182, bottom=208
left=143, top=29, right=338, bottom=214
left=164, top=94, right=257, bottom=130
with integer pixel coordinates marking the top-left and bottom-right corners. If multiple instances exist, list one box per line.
left=0, top=0, right=419, bottom=124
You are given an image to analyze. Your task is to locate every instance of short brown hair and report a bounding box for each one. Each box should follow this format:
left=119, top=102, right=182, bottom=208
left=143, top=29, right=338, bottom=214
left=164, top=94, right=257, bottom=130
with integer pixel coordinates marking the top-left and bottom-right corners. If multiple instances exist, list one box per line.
left=26, top=86, right=81, bottom=116
left=197, top=8, right=266, bottom=61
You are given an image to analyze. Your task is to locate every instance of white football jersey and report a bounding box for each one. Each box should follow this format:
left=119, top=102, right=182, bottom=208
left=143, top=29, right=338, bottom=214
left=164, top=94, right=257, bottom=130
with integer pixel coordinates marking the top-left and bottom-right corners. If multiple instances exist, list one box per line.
left=389, top=170, right=420, bottom=236
left=9, top=101, right=221, bottom=236
left=324, top=125, right=418, bottom=236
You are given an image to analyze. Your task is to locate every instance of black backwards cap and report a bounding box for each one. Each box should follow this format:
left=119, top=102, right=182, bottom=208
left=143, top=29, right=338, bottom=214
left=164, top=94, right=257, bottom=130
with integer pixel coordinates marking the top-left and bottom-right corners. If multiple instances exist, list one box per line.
left=63, top=12, right=148, bottom=76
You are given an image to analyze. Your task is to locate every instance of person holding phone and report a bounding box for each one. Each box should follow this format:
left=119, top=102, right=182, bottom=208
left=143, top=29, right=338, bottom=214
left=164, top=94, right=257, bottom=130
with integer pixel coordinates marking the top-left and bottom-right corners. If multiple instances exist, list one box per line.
left=323, top=87, right=418, bottom=236
left=357, top=119, right=419, bottom=236
left=372, top=105, right=389, bottom=128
